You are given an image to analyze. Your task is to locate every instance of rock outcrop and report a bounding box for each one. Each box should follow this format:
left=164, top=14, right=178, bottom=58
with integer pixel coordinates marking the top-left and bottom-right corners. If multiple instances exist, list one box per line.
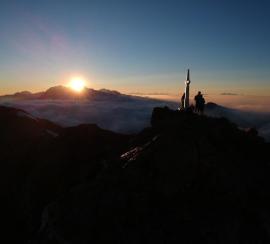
left=0, top=106, right=269, bottom=243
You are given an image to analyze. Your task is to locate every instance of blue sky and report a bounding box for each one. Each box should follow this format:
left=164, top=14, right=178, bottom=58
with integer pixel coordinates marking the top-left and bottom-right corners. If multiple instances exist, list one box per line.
left=0, top=0, right=269, bottom=97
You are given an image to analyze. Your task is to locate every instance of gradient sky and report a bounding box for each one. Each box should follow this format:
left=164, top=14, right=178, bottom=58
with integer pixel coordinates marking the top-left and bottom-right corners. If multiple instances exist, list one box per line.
left=0, top=0, right=270, bottom=101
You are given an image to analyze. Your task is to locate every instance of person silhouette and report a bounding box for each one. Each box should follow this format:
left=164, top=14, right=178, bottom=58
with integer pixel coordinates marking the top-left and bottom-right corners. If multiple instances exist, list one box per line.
left=194, top=91, right=205, bottom=114
left=180, top=92, right=185, bottom=110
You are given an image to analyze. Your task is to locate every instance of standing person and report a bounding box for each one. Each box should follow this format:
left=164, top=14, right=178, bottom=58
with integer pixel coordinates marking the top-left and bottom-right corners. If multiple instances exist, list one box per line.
left=194, top=91, right=205, bottom=114
left=180, top=93, right=185, bottom=110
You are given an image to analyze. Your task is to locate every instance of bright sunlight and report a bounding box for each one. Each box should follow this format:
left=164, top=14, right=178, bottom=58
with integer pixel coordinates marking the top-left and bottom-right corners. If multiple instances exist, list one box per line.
left=69, top=78, right=86, bottom=92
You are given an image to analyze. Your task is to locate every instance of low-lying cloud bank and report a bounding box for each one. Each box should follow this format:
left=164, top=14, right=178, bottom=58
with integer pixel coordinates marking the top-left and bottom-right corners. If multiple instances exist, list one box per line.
left=1, top=98, right=269, bottom=142
left=205, top=104, right=270, bottom=142
left=0, top=98, right=178, bottom=134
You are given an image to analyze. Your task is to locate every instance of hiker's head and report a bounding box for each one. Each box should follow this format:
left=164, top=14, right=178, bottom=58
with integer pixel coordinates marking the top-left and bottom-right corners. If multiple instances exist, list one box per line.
left=198, top=91, right=201, bottom=95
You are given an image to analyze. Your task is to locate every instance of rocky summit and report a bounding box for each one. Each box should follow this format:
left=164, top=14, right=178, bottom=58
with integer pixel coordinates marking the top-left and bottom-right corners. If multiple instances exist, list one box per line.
left=1, top=105, right=270, bottom=243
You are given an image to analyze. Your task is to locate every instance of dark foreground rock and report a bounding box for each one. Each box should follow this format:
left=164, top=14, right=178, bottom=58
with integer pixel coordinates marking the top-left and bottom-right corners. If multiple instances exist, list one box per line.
left=0, top=106, right=129, bottom=243
left=0, top=105, right=269, bottom=243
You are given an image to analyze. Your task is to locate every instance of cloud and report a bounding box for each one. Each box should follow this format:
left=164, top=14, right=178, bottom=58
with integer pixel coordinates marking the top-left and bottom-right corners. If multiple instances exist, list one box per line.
left=220, top=93, right=239, bottom=96
left=1, top=97, right=269, bottom=142
left=0, top=98, right=178, bottom=134
left=129, top=92, right=170, bottom=96
left=259, top=123, right=270, bottom=142
left=205, top=104, right=270, bottom=142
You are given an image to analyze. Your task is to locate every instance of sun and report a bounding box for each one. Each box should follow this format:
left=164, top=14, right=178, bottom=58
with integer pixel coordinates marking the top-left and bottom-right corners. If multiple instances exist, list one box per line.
left=69, top=78, right=85, bottom=92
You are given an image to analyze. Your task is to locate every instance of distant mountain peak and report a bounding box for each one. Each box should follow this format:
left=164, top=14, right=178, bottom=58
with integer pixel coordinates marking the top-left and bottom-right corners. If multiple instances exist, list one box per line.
left=14, top=91, right=32, bottom=96
left=99, top=88, right=121, bottom=95
left=0, top=85, right=130, bottom=101
left=205, top=102, right=220, bottom=109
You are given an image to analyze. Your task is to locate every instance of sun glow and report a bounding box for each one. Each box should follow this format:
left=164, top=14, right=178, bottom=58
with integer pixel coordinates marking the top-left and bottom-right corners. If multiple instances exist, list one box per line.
left=69, top=78, right=86, bottom=92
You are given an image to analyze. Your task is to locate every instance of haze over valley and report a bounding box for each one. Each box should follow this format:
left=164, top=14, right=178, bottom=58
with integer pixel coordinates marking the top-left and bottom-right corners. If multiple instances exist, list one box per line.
left=1, top=1, right=270, bottom=243
left=1, top=85, right=269, bottom=141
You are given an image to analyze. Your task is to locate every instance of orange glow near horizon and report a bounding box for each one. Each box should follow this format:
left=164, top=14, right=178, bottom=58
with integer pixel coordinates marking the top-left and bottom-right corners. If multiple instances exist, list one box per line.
left=0, top=80, right=270, bottom=112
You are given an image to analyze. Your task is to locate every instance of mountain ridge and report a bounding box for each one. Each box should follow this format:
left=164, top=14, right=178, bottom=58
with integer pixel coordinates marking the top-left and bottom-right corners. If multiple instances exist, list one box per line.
left=0, top=105, right=269, bottom=243
left=1, top=88, right=269, bottom=140
left=0, top=86, right=132, bottom=101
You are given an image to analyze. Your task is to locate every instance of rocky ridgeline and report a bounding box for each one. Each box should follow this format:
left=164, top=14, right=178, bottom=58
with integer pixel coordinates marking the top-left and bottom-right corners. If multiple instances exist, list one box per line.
left=0, top=105, right=269, bottom=243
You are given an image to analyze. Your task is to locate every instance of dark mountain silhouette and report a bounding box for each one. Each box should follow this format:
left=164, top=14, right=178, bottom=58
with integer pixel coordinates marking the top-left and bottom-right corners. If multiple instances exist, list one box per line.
left=0, top=86, right=177, bottom=134
left=0, top=105, right=130, bottom=242
left=13, top=91, right=33, bottom=98
left=1, top=91, right=43, bottom=100
left=205, top=102, right=270, bottom=141
left=205, top=102, right=270, bottom=127
left=99, top=88, right=122, bottom=95
left=39, top=85, right=85, bottom=99
left=2, top=87, right=269, bottom=141
left=0, top=86, right=135, bottom=102
left=1, top=105, right=270, bottom=243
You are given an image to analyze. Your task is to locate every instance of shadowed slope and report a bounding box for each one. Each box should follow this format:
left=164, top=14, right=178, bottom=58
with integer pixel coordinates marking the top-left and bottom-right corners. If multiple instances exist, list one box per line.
left=30, top=107, right=270, bottom=244
left=0, top=106, right=130, bottom=243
